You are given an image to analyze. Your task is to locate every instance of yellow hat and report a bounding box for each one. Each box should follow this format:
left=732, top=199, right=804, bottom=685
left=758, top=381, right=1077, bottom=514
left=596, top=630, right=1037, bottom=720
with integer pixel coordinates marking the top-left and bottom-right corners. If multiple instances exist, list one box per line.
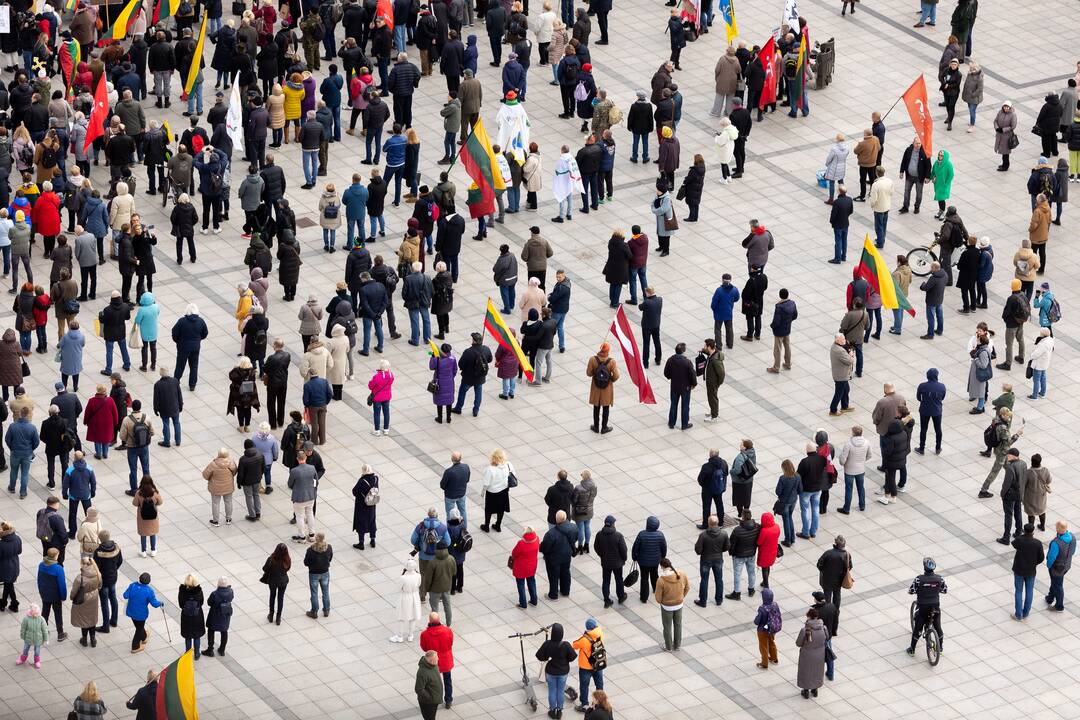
left=1010, top=278, right=1022, bottom=291
left=661, top=126, right=673, bottom=138
left=14, top=211, right=24, bottom=222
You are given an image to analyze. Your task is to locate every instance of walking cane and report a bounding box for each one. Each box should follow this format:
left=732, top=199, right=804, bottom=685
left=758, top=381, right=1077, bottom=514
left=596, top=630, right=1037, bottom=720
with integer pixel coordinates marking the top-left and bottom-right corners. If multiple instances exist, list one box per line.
left=161, top=607, right=172, bottom=643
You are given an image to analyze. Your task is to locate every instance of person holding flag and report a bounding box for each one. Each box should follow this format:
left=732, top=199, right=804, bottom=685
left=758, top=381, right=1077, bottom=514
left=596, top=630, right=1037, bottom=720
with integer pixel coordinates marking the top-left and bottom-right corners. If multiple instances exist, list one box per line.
left=784, top=28, right=812, bottom=118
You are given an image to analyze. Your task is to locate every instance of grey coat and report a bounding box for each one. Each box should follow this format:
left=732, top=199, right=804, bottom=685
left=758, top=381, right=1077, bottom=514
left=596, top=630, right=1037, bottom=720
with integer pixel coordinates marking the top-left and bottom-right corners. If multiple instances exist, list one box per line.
left=297, top=299, right=324, bottom=336
left=651, top=193, right=676, bottom=237
left=993, top=108, right=1017, bottom=156
left=74, top=232, right=98, bottom=267
left=966, top=344, right=991, bottom=400
left=571, top=479, right=597, bottom=522
left=796, top=618, right=828, bottom=690
left=1023, top=466, right=1050, bottom=516
left=829, top=342, right=854, bottom=382
left=237, top=174, right=265, bottom=212
left=961, top=70, right=983, bottom=106
left=58, top=329, right=85, bottom=376
left=822, top=142, right=848, bottom=181
left=1060, top=87, right=1078, bottom=127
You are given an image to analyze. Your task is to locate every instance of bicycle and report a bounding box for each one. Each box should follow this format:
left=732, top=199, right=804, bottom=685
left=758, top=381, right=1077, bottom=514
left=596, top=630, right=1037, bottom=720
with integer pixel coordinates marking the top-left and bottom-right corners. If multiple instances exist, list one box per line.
left=905, top=239, right=940, bottom=278
left=909, top=600, right=941, bottom=666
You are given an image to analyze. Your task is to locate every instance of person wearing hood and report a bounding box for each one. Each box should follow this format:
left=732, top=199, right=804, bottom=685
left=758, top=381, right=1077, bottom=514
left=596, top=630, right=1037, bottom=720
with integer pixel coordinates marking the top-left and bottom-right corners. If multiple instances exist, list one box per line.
left=630, top=515, right=667, bottom=603
left=69, top=557, right=102, bottom=648
left=931, top=150, right=954, bottom=219
left=419, top=611, right=455, bottom=710
left=753, top=587, right=782, bottom=669
left=171, top=304, right=208, bottom=392
left=328, top=305, right=356, bottom=387
left=61, top=450, right=97, bottom=538
left=244, top=233, right=273, bottom=277
left=200, top=576, right=234, bottom=657
left=1046, top=521, right=1075, bottom=611
left=0, top=521, right=23, bottom=613
left=756, top=512, right=780, bottom=588
left=918, top=261, right=947, bottom=340
left=915, top=368, right=946, bottom=454
left=535, top=622, right=577, bottom=717
left=796, top=608, right=828, bottom=698
left=730, top=439, right=758, bottom=517
left=880, top=414, right=913, bottom=503
left=422, top=542, right=457, bottom=626
left=1035, top=93, right=1062, bottom=158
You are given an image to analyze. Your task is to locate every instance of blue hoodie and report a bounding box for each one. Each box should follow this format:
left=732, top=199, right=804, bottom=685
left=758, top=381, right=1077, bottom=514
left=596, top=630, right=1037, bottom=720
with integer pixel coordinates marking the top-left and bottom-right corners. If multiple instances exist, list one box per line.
left=80, top=195, right=110, bottom=238
left=1047, top=531, right=1075, bottom=572
left=63, top=458, right=97, bottom=500
left=123, top=581, right=163, bottom=621
left=464, top=35, right=478, bottom=76
left=631, top=516, right=667, bottom=566
left=916, top=368, right=947, bottom=416
left=1033, top=290, right=1055, bottom=327
left=37, top=559, right=67, bottom=603
left=710, top=282, right=740, bottom=322
left=410, top=517, right=451, bottom=560
left=134, top=293, right=160, bottom=342
left=753, top=588, right=780, bottom=632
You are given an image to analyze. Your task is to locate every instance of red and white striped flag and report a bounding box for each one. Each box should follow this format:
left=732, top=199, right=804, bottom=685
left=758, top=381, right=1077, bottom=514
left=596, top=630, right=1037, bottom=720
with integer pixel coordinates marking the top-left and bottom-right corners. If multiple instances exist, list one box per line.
left=610, top=305, right=656, bottom=404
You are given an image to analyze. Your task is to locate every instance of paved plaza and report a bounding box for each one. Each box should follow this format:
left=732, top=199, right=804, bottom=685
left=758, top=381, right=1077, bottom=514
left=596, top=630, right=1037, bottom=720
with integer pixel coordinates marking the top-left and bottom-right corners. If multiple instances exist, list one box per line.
left=3, top=0, right=1080, bottom=718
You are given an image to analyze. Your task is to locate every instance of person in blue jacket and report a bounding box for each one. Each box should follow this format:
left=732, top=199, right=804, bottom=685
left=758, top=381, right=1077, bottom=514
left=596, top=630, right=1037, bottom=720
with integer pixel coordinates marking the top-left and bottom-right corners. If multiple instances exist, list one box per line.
left=631, top=516, right=668, bottom=603
left=1032, top=281, right=1055, bottom=334
left=410, top=509, right=452, bottom=597
left=381, top=124, right=409, bottom=207
left=546, top=271, right=572, bottom=353
left=123, top=572, right=163, bottom=653
left=319, top=65, right=345, bottom=142
left=1046, top=521, right=1076, bottom=611
left=915, top=368, right=947, bottom=455
left=340, top=174, right=369, bottom=248
left=710, top=274, right=740, bottom=350
left=62, top=451, right=97, bottom=534
left=5, top=407, right=40, bottom=498
left=171, top=304, right=209, bottom=391
left=975, top=237, right=994, bottom=309
left=37, top=547, right=67, bottom=641
left=463, top=35, right=479, bottom=77
left=502, top=53, right=527, bottom=101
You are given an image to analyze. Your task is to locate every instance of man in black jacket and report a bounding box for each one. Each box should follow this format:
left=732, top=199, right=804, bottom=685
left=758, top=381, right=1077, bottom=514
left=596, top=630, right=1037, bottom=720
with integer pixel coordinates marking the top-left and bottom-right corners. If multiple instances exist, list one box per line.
left=358, top=273, right=389, bottom=354
left=371, top=256, right=402, bottom=339
left=1012, top=523, right=1043, bottom=620
left=262, top=339, right=291, bottom=428
left=898, top=137, right=931, bottom=214
left=237, top=439, right=265, bottom=520
left=452, top=333, right=493, bottom=417
left=796, top=443, right=826, bottom=539
left=151, top=368, right=183, bottom=447
left=544, top=471, right=575, bottom=527
left=387, top=52, right=422, bottom=128
left=147, top=31, right=176, bottom=108
left=141, top=122, right=168, bottom=196
left=401, top=262, right=433, bottom=346
left=485, top=3, right=508, bottom=65
left=98, top=292, right=132, bottom=374
left=345, top=243, right=374, bottom=310
left=592, top=515, right=627, bottom=607
left=728, top=97, right=752, bottom=177
left=92, top=529, right=123, bottom=629
left=171, top=303, right=210, bottom=391
left=640, top=287, right=662, bottom=367
left=627, top=91, right=654, bottom=163
left=435, top=211, right=465, bottom=282
left=812, top=590, right=840, bottom=678
left=694, top=514, right=729, bottom=606
left=663, top=342, right=696, bottom=430
left=998, top=280, right=1029, bottom=370
left=539, top=511, right=577, bottom=599
left=816, top=535, right=852, bottom=611
left=439, top=451, right=470, bottom=524
left=726, top=510, right=759, bottom=600
left=260, top=154, right=287, bottom=224
left=576, top=136, right=603, bottom=213
left=299, top=111, right=326, bottom=189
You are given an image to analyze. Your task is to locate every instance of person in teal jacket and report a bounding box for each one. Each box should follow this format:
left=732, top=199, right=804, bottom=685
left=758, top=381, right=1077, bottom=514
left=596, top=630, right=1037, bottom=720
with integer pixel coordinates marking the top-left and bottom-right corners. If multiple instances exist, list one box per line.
left=133, top=292, right=160, bottom=372
left=16, top=604, right=49, bottom=668
left=1032, top=281, right=1056, bottom=332
left=931, top=149, right=954, bottom=219
left=123, top=572, right=163, bottom=653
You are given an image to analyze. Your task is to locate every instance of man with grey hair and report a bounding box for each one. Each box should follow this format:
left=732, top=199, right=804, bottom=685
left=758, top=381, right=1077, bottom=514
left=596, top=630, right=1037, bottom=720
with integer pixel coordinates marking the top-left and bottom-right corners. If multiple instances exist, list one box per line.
left=387, top=51, right=422, bottom=128
left=299, top=110, right=325, bottom=188
left=829, top=333, right=854, bottom=416
left=415, top=649, right=443, bottom=720
left=411, top=509, right=452, bottom=595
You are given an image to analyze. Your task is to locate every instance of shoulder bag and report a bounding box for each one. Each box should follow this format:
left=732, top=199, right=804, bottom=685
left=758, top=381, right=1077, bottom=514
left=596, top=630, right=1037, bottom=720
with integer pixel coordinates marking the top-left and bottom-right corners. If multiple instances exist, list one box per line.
left=623, top=561, right=639, bottom=587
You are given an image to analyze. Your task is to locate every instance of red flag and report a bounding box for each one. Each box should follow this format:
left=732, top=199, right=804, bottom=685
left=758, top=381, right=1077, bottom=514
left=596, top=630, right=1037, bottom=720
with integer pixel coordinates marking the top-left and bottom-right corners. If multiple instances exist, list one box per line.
left=758, top=36, right=777, bottom=109
left=609, top=305, right=656, bottom=404
left=83, top=75, right=109, bottom=153
left=901, top=75, right=933, bottom=156
left=375, top=0, right=394, bottom=29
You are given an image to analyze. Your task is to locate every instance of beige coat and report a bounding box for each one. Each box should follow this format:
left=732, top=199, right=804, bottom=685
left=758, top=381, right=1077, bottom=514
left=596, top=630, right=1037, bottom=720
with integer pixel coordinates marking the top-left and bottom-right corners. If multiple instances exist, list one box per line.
left=853, top=137, right=881, bottom=167
left=1023, top=466, right=1051, bottom=516
left=892, top=264, right=912, bottom=296
left=119, top=412, right=155, bottom=446
left=133, top=491, right=163, bottom=537
left=522, top=153, right=543, bottom=192
left=8, top=395, right=34, bottom=422
left=69, top=568, right=102, bottom=629
left=319, top=191, right=342, bottom=230
left=327, top=326, right=349, bottom=385
left=1013, top=247, right=1040, bottom=281
left=586, top=353, right=620, bottom=406
left=396, top=235, right=420, bottom=266
left=108, top=189, right=134, bottom=232
left=518, top=285, right=546, bottom=320
left=203, top=456, right=238, bottom=496
left=714, top=53, right=741, bottom=95
left=1028, top=203, right=1051, bottom=245
left=299, top=340, right=334, bottom=380
left=268, top=91, right=286, bottom=129
left=76, top=509, right=104, bottom=557
left=654, top=569, right=690, bottom=606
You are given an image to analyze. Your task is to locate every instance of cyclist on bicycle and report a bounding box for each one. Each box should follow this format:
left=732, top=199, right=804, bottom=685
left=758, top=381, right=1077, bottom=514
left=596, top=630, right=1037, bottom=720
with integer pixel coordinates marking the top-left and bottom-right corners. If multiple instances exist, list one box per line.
left=907, top=556, right=947, bottom=655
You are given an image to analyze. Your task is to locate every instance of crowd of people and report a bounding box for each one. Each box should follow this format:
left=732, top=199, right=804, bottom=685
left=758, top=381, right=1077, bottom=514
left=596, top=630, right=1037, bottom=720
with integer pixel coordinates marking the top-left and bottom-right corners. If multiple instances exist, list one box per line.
left=0, top=0, right=1075, bottom=718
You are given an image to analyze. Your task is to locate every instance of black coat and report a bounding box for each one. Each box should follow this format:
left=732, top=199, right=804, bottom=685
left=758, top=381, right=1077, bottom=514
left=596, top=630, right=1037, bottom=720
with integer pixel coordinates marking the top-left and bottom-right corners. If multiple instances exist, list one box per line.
left=1012, top=535, right=1044, bottom=576
left=367, top=177, right=388, bottom=216
left=237, top=447, right=264, bottom=486
left=263, top=350, right=291, bottom=386
left=352, top=474, right=378, bottom=535
left=152, top=376, right=184, bottom=418
left=458, top=344, right=493, bottom=385
left=955, top=245, right=981, bottom=288
left=435, top=214, right=465, bottom=257
left=663, top=353, right=697, bottom=395
left=602, top=237, right=632, bottom=285
left=899, top=145, right=932, bottom=181
left=276, top=238, right=302, bottom=286
left=177, top=584, right=206, bottom=639
left=431, top=270, right=454, bottom=315
left=626, top=100, right=654, bottom=135
left=440, top=39, right=465, bottom=78
left=98, top=298, right=132, bottom=342
left=679, top=164, right=705, bottom=206
left=592, top=525, right=627, bottom=569
left=126, top=681, right=158, bottom=720
left=170, top=202, right=198, bottom=239
left=359, top=279, right=389, bottom=318
left=205, top=586, right=234, bottom=632
left=544, top=479, right=575, bottom=524
left=817, top=547, right=851, bottom=589
left=881, top=419, right=910, bottom=469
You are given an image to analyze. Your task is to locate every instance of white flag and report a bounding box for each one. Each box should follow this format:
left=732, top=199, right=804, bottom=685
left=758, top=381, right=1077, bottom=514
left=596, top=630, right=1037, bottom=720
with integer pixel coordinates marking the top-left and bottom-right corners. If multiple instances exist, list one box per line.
left=782, top=0, right=799, bottom=31
left=225, top=82, right=244, bottom=154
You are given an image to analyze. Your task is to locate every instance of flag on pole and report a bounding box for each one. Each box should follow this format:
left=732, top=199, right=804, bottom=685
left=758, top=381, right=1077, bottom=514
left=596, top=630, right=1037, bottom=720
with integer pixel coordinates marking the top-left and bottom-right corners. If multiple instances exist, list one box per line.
left=456, top=118, right=505, bottom=218
left=758, top=36, right=777, bottom=109
left=59, top=39, right=80, bottom=97
left=428, top=339, right=441, bottom=357
left=162, top=119, right=174, bottom=145
left=782, top=0, right=799, bottom=30
left=184, top=13, right=208, bottom=96
left=901, top=75, right=933, bottom=157
left=98, top=0, right=142, bottom=44
left=483, top=299, right=534, bottom=382
left=718, top=0, right=738, bottom=44
left=83, top=75, right=109, bottom=153
left=225, top=82, right=245, bottom=153
left=156, top=649, right=199, bottom=720
left=375, top=0, right=394, bottom=29
left=154, top=0, right=180, bottom=25
left=65, top=0, right=78, bottom=13
left=610, top=306, right=656, bottom=404
left=855, top=235, right=915, bottom=317
left=789, top=28, right=809, bottom=113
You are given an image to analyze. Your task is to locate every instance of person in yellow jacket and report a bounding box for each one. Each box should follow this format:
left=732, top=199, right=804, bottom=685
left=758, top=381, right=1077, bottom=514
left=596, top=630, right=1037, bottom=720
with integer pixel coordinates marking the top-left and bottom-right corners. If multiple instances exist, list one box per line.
left=235, top=283, right=255, bottom=354
left=570, top=618, right=605, bottom=713
left=282, top=73, right=306, bottom=144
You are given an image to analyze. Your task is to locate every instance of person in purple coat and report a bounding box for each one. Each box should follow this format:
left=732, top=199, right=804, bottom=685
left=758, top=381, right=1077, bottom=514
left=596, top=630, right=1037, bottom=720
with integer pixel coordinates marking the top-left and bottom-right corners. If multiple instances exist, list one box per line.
left=301, top=73, right=318, bottom=117
left=429, top=344, right=458, bottom=424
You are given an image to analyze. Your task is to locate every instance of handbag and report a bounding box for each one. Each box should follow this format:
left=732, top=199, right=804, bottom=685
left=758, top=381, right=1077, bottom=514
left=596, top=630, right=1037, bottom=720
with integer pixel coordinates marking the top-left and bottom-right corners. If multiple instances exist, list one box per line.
left=623, top=561, right=639, bottom=587
left=507, top=555, right=515, bottom=569
left=426, top=359, right=440, bottom=395
left=776, top=543, right=784, bottom=558
left=1007, top=133, right=1020, bottom=150
left=366, top=392, right=375, bottom=406
left=507, top=466, right=518, bottom=488
left=772, top=499, right=784, bottom=514
left=240, top=380, right=256, bottom=394
left=663, top=212, right=679, bottom=232
left=20, top=359, right=29, bottom=377
left=1031, top=125, right=1042, bottom=136
left=1025, top=361, right=1034, bottom=379
left=128, top=322, right=143, bottom=349
left=841, top=560, right=855, bottom=589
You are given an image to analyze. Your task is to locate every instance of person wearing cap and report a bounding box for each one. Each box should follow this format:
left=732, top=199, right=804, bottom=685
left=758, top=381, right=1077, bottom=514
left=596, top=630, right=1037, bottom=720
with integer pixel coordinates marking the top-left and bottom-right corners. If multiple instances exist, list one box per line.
left=816, top=536, right=852, bottom=613
left=1011, top=522, right=1044, bottom=620
left=1032, top=281, right=1056, bottom=334
left=570, top=618, right=605, bottom=712
left=627, top=90, right=654, bottom=164
left=810, top=590, right=839, bottom=676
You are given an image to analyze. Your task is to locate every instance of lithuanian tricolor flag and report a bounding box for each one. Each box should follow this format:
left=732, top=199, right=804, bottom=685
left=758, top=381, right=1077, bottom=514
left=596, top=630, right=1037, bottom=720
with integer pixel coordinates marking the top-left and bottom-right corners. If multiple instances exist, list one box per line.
left=483, top=299, right=533, bottom=382
left=59, top=39, right=80, bottom=96
left=156, top=649, right=198, bottom=719
left=428, top=339, right=441, bottom=357
left=789, top=27, right=809, bottom=113
left=154, top=0, right=180, bottom=24
left=855, top=235, right=915, bottom=317
left=99, top=0, right=142, bottom=44
left=457, top=119, right=505, bottom=217
left=184, top=13, right=209, bottom=96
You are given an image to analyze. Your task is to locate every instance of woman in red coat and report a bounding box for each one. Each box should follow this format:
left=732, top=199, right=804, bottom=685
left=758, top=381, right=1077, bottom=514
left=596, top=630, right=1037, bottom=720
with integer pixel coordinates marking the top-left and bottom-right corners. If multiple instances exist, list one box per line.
left=83, top=384, right=119, bottom=460
left=30, top=181, right=62, bottom=257
left=510, top=526, right=540, bottom=608
left=756, top=512, right=781, bottom=589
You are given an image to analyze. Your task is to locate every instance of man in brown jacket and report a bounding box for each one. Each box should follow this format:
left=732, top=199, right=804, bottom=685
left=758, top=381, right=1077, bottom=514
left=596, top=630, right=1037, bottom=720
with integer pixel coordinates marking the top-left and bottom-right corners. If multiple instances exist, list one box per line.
left=853, top=129, right=882, bottom=201
left=711, top=47, right=741, bottom=117
left=870, top=383, right=906, bottom=471
left=520, top=227, right=554, bottom=288
left=458, top=70, right=482, bottom=143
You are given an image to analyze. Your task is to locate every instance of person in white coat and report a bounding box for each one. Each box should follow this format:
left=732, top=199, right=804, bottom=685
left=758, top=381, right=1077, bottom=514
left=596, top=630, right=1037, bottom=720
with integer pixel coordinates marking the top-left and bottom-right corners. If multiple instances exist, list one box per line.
left=822, top=134, right=849, bottom=204
left=299, top=338, right=334, bottom=380
left=1027, top=328, right=1054, bottom=400
left=868, top=167, right=894, bottom=248
left=713, top=118, right=739, bottom=184
left=391, top=557, right=423, bottom=643
left=327, top=325, right=350, bottom=398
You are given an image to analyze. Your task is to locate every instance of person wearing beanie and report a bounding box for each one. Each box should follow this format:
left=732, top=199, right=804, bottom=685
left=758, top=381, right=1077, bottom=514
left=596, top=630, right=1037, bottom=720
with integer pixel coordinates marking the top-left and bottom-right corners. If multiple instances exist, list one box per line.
left=592, top=515, right=627, bottom=606
left=571, top=618, right=605, bottom=711
left=627, top=90, right=654, bottom=163
left=1011, top=522, right=1044, bottom=620
left=586, top=342, right=619, bottom=433
left=122, top=571, right=162, bottom=653
left=998, top=278, right=1029, bottom=371
left=1032, top=281, right=1057, bottom=334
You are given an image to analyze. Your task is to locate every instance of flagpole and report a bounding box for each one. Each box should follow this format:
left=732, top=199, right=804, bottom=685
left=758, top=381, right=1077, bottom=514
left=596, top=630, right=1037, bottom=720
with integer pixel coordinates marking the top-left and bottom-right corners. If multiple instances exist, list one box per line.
left=879, top=93, right=905, bottom=123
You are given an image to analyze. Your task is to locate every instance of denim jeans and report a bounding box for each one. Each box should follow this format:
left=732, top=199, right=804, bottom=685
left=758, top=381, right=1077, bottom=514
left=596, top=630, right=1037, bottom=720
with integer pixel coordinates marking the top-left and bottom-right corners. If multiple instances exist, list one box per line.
left=698, top=558, right=724, bottom=602
left=127, top=446, right=150, bottom=492
left=362, top=317, right=384, bottom=352
left=1030, top=369, right=1047, bottom=398
left=454, top=383, right=482, bottom=414
left=345, top=216, right=366, bottom=246
left=628, top=267, right=648, bottom=304
left=779, top=502, right=796, bottom=544
left=1048, top=574, right=1065, bottom=610
left=732, top=555, right=756, bottom=593
left=373, top=400, right=390, bottom=430
left=833, top=228, right=848, bottom=261
left=515, top=576, right=537, bottom=606
left=967, top=103, right=977, bottom=125
left=891, top=308, right=905, bottom=332
left=631, top=132, right=650, bottom=160
left=1014, top=574, right=1035, bottom=618
left=668, top=389, right=691, bottom=428
left=507, top=186, right=520, bottom=212
left=365, top=126, right=383, bottom=163
left=551, top=312, right=567, bottom=349
left=322, top=228, right=336, bottom=250
left=557, top=196, right=572, bottom=219
left=309, top=571, right=330, bottom=612
left=443, top=131, right=456, bottom=159
left=547, top=673, right=568, bottom=710
left=576, top=519, right=592, bottom=545
left=99, top=584, right=118, bottom=627
left=865, top=308, right=881, bottom=340
left=394, top=25, right=407, bottom=53
left=408, top=308, right=431, bottom=344
left=302, top=150, right=319, bottom=185
left=94, top=442, right=110, bottom=458
left=140, top=534, right=158, bottom=552
left=186, top=80, right=204, bottom=115
left=368, top=215, right=385, bottom=238
left=579, top=668, right=603, bottom=707
left=842, top=473, right=865, bottom=511
left=499, top=285, right=516, bottom=312
left=873, top=211, right=888, bottom=247
left=799, top=490, right=821, bottom=536
left=7, top=455, right=30, bottom=495
left=607, top=283, right=622, bottom=307
left=160, top=415, right=181, bottom=445
left=918, top=2, right=937, bottom=23
left=384, top=164, right=405, bottom=205
left=501, top=377, right=517, bottom=396
left=184, top=636, right=202, bottom=658
left=105, top=340, right=131, bottom=372
left=926, top=304, right=943, bottom=335
left=444, top=496, right=467, bottom=525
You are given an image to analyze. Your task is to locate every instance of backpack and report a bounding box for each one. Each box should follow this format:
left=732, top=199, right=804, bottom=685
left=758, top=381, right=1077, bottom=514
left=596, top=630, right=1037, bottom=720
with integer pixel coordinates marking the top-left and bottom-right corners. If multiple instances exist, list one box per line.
left=323, top=202, right=339, bottom=220
left=35, top=508, right=52, bottom=541
left=563, top=62, right=578, bottom=83
left=765, top=603, right=783, bottom=633
left=474, top=350, right=489, bottom=376
left=190, top=134, right=205, bottom=154
left=1047, top=296, right=1062, bottom=324
left=592, top=358, right=612, bottom=389
left=363, top=480, right=381, bottom=506
left=311, top=19, right=326, bottom=41
left=784, top=55, right=799, bottom=79
left=455, top=528, right=473, bottom=553
left=140, top=496, right=158, bottom=520
left=983, top=419, right=1003, bottom=448
left=585, top=634, right=608, bottom=670
left=1012, top=300, right=1030, bottom=325
left=17, top=144, right=33, bottom=168
left=344, top=318, right=358, bottom=336
left=421, top=524, right=439, bottom=554
left=40, top=146, right=58, bottom=169
left=209, top=171, right=224, bottom=196
left=129, top=415, right=151, bottom=448
left=383, top=266, right=399, bottom=293
left=738, top=457, right=758, bottom=480
left=711, top=466, right=727, bottom=494
left=574, top=80, right=588, bottom=102
left=181, top=597, right=200, bottom=617
left=572, top=489, right=590, bottom=517
left=63, top=298, right=80, bottom=315
left=253, top=328, right=268, bottom=349
left=178, top=0, right=193, bottom=15
left=1039, top=171, right=1054, bottom=199
left=293, top=425, right=309, bottom=452
left=694, top=352, right=707, bottom=377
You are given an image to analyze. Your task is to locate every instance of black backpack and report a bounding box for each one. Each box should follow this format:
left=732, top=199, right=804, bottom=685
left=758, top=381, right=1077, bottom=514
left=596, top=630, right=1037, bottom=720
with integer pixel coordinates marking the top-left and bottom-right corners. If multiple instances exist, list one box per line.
left=694, top=352, right=707, bottom=377
left=181, top=598, right=200, bottom=617
left=311, top=19, right=326, bottom=41
left=129, top=416, right=151, bottom=448
left=1039, top=171, right=1055, bottom=200
left=585, top=634, right=608, bottom=670
left=209, top=171, right=224, bottom=196
left=784, top=55, right=799, bottom=79
left=592, top=358, right=612, bottom=389
left=455, top=528, right=473, bottom=553
left=563, top=62, right=578, bottom=83
left=383, top=266, right=399, bottom=293
left=984, top=420, right=1004, bottom=449
left=140, top=496, right=158, bottom=520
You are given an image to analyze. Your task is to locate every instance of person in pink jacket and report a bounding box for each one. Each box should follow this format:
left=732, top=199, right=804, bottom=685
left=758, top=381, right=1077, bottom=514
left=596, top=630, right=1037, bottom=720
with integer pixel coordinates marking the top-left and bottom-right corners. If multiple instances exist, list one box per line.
left=367, top=360, right=394, bottom=436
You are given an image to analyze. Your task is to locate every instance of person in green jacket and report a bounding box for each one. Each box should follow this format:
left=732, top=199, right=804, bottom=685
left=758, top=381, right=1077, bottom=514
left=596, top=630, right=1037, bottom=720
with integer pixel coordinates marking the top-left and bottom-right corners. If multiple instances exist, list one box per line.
left=932, top=149, right=954, bottom=219
left=16, top=604, right=49, bottom=668
left=415, top=650, right=444, bottom=719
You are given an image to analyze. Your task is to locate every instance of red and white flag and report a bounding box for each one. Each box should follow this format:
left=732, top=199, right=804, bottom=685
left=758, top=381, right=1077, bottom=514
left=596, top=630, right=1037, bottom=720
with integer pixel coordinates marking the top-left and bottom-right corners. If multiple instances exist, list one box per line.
left=610, top=305, right=656, bottom=405
left=83, top=75, right=109, bottom=153
left=758, top=36, right=778, bottom=109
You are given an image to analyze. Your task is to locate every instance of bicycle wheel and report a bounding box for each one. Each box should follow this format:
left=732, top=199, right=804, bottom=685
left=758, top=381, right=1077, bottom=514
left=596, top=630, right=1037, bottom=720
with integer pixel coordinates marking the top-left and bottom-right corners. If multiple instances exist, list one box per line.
left=906, top=247, right=937, bottom=277
left=910, top=601, right=917, bottom=632
left=925, top=628, right=941, bottom=667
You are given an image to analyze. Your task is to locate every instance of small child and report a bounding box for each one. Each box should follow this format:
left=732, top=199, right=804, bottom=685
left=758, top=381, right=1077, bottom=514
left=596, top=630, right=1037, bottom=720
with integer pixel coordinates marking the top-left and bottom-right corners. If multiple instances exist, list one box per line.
left=17, top=604, right=49, bottom=669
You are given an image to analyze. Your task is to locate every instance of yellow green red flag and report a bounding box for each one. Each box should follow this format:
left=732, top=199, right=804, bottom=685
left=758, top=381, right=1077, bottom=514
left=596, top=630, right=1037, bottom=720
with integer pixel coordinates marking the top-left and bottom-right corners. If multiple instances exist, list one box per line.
left=99, top=0, right=142, bottom=43
left=483, top=299, right=533, bottom=382
left=184, top=13, right=208, bottom=96
left=156, top=649, right=198, bottom=719
left=855, top=235, right=915, bottom=316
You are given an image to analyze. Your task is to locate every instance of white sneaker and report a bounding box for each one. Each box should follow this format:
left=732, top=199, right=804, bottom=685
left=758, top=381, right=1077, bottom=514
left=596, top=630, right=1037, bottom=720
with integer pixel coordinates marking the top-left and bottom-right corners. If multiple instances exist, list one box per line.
left=898, top=486, right=907, bottom=494
left=874, top=488, right=886, bottom=496
left=200, top=228, right=208, bottom=235
left=371, top=429, right=382, bottom=436
left=877, top=496, right=890, bottom=505
left=389, top=635, right=403, bottom=643
left=382, top=429, right=390, bottom=436
left=703, top=416, right=719, bottom=423
left=212, top=228, right=222, bottom=235
left=139, top=551, right=148, bottom=558
left=407, top=635, right=414, bottom=642
left=149, top=550, right=157, bottom=557
left=966, top=126, right=974, bottom=133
